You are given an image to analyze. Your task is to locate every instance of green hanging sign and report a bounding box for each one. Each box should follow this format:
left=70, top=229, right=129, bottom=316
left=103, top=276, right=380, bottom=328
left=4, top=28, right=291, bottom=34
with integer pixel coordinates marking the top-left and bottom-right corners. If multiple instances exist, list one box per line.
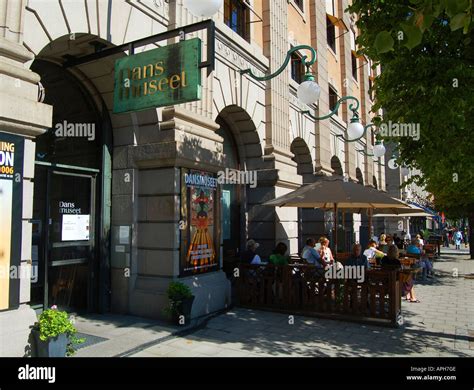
left=113, top=38, right=202, bottom=114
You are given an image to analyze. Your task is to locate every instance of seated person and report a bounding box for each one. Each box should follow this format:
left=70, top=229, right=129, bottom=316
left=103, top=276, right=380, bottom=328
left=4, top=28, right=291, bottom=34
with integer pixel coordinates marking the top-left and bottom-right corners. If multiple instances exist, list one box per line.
left=416, top=234, right=424, bottom=247
left=380, top=244, right=402, bottom=269
left=314, top=236, right=326, bottom=252
left=381, top=245, right=419, bottom=302
left=378, top=234, right=392, bottom=253
left=301, top=238, right=325, bottom=268
left=393, top=233, right=404, bottom=249
left=269, top=242, right=289, bottom=266
left=363, top=240, right=386, bottom=262
left=406, top=239, right=422, bottom=255
left=345, top=243, right=370, bottom=269
left=419, top=250, right=434, bottom=280
left=241, top=239, right=264, bottom=265
left=319, top=238, right=335, bottom=266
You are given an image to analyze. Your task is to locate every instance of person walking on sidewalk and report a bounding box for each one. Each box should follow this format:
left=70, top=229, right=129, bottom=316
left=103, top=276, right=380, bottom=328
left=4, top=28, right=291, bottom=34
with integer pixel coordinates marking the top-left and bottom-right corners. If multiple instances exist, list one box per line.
left=454, top=228, right=463, bottom=250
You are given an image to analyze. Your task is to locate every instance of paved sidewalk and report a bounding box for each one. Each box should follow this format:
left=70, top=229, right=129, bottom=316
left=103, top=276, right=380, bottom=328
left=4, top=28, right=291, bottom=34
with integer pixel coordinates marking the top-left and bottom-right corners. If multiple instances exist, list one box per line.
left=127, top=247, right=474, bottom=357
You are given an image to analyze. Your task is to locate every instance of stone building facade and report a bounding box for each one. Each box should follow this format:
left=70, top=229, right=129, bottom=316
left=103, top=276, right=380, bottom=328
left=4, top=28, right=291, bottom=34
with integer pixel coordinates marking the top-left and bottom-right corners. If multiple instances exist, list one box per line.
left=0, top=0, right=384, bottom=356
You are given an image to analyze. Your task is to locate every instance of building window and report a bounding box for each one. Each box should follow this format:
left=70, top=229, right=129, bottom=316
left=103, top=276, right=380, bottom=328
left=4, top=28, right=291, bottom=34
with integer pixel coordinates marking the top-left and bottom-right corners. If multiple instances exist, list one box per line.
left=326, top=0, right=336, bottom=16
left=329, top=85, right=339, bottom=115
left=294, top=0, right=304, bottom=12
left=327, top=16, right=336, bottom=53
left=351, top=53, right=358, bottom=80
left=290, top=50, right=305, bottom=84
left=224, top=0, right=250, bottom=42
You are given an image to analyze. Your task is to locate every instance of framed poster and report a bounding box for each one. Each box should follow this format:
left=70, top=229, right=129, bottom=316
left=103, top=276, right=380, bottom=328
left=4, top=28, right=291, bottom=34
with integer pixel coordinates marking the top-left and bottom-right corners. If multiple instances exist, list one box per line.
left=0, top=132, right=24, bottom=311
left=180, top=170, right=220, bottom=276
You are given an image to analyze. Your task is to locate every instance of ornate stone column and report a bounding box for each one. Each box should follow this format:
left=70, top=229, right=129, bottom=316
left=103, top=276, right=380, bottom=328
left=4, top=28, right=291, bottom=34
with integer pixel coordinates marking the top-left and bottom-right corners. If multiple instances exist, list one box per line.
left=0, top=0, right=52, bottom=356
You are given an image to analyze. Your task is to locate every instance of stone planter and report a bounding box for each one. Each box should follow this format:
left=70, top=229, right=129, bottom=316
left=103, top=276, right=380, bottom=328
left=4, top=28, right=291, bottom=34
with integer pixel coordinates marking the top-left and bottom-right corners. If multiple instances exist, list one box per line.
left=172, top=296, right=195, bottom=325
left=32, top=329, right=68, bottom=357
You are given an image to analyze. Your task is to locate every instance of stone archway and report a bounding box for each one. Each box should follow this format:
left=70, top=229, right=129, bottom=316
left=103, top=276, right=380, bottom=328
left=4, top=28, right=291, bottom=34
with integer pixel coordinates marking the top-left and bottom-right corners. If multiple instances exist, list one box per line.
left=25, top=29, right=163, bottom=316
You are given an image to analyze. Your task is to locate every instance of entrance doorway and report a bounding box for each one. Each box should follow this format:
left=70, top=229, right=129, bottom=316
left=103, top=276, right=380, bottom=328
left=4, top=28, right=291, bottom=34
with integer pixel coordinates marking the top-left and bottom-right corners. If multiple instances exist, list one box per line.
left=30, top=60, right=111, bottom=313
left=31, top=165, right=98, bottom=312
left=215, top=117, right=243, bottom=274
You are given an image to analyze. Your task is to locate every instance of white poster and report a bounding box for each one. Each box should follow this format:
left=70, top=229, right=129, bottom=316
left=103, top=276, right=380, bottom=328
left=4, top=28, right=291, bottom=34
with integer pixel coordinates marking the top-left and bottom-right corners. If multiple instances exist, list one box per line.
left=62, top=214, right=90, bottom=241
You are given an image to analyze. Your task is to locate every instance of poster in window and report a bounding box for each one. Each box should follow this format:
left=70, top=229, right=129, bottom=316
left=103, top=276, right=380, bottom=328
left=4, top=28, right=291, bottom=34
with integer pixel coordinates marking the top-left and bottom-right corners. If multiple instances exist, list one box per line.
left=182, top=170, right=219, bottom=274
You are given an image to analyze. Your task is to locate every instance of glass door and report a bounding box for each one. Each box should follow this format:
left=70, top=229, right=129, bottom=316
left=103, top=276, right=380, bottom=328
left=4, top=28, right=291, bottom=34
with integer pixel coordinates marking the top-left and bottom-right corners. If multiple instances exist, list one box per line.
left=31, top=165, right=97, bottom=312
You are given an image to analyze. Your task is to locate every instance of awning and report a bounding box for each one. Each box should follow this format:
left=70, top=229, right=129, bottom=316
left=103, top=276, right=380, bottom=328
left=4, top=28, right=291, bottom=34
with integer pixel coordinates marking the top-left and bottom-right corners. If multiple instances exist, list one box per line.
left=407, top=201, right=439, bottom=218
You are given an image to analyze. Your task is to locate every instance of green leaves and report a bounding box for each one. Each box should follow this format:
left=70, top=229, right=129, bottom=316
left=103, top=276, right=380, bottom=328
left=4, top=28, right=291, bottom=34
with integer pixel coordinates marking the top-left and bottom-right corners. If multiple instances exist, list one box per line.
left=348, top=0, right=474, bottom=222
left=401, top=23, right=424, bottom=48
left=374, top=31, right=394, bottom=53
left=450, top=12, right=469, bottom=31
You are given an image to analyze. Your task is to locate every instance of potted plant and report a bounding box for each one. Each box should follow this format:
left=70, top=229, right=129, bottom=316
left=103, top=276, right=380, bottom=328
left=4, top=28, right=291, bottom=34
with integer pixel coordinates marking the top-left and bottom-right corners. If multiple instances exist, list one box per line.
left=31, top=305, right=85, bottom=357
left=164, top=281, right=195, bottom=325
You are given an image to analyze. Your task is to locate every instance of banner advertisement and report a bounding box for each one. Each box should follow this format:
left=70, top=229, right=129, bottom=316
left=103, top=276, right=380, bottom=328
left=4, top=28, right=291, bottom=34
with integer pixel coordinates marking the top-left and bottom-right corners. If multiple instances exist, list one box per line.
left=0, top=132, right=24, bottom=310
left=181, top=170, right=219, bottom=275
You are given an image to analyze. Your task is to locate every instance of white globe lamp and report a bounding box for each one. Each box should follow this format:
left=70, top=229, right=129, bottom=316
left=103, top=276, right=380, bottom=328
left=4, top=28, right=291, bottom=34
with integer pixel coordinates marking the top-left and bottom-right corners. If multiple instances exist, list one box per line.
left=183, top=0, right=223, bottom=18
left=297, top=75, right=321, bottom=105
left=347, top=118, right=365, bottom=141
left=373, top=140, right=386, bottom=158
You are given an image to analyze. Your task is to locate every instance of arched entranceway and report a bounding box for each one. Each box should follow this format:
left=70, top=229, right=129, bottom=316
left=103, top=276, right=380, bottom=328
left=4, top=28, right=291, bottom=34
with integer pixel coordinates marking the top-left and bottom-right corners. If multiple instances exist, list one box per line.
left=30, top=58, right=112, bottom=313
left=215, top=116, right=242, bottom=266
left=291, top=138, right=319, bottom=253
left=214, top=105, right=262, bottom=268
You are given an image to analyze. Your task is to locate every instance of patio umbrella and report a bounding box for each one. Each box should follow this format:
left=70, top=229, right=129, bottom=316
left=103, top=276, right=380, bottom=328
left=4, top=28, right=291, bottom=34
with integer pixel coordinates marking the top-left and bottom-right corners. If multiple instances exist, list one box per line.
left=263, top=175, right=412, bottom=257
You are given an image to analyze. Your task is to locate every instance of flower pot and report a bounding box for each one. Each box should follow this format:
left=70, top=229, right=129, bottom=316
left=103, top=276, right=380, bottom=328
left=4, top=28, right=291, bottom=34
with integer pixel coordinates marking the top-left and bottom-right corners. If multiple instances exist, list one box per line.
left=32, top=329, right=68, bottom=357
left=172, top=295, right=195, bottom=325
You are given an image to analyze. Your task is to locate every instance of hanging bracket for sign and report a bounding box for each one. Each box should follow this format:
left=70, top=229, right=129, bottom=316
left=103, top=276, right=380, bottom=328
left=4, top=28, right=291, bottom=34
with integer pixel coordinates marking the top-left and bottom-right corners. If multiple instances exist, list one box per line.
left=63, top=19, right=215, bottom=76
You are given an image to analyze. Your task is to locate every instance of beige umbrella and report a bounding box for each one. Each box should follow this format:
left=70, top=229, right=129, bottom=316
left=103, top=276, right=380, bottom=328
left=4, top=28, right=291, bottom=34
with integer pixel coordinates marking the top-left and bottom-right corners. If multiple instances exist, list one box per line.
left=264, top=175, right=412, bottom=257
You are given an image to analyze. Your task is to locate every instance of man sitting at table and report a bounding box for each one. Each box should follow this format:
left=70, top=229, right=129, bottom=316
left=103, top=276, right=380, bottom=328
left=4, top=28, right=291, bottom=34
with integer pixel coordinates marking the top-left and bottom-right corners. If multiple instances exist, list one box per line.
left=301, top=238, right=325, bottom=268
left=406, top=239, right=422, bottom=255
left=346, top=243, right=370, bottom=269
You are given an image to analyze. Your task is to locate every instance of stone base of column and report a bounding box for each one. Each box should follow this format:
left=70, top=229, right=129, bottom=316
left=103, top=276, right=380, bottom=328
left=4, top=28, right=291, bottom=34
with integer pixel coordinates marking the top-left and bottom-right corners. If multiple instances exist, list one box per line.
left=129, top=271, right=231, bottom=321
left=0, top=304, right=37, bottom=357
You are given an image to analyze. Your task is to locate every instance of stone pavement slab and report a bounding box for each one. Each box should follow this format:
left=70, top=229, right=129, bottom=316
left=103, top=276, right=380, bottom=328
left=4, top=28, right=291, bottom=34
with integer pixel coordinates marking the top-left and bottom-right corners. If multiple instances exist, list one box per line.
left=127, top=247, right=473, bottom=358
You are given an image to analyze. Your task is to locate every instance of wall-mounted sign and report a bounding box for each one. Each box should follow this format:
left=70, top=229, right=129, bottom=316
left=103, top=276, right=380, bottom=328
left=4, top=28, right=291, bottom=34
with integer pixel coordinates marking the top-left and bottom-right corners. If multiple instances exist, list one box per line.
left=113, top=38, right=202, bottom=114
left=0, top=132, right=24, bottom=310
left=61, top=214, right=90, bottom=241
left=181, top=170, right=219, bottom=275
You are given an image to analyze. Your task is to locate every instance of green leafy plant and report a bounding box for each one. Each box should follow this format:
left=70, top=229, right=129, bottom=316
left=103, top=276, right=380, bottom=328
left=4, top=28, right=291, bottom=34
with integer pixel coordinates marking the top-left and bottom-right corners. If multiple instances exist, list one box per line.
left=33, top=305, right=85, bottom=356
left=163, top=282, right=193, bottom=317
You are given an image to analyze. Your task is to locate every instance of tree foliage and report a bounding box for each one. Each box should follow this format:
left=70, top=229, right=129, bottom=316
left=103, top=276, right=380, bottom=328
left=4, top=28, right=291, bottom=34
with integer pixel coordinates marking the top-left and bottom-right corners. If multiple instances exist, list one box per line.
left=348, top=0, right=474, bottom=255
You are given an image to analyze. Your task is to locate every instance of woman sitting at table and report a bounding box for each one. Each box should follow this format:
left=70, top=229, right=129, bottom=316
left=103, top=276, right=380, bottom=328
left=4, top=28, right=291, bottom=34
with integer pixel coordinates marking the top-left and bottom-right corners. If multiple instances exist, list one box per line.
left=319, top=238, right=335, bottom=267
left=269, top=242, right=289, bottom=266
left=378, top=235, right=393, bottom=253
left=381, top=245, right=420, bottom=303
left=364, top=240, right=386, bottom=264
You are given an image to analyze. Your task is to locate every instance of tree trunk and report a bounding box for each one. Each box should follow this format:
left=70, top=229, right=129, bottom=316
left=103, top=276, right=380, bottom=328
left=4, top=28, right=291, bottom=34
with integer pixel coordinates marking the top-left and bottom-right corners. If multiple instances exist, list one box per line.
left=468, top=212, right=474, bottom=260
